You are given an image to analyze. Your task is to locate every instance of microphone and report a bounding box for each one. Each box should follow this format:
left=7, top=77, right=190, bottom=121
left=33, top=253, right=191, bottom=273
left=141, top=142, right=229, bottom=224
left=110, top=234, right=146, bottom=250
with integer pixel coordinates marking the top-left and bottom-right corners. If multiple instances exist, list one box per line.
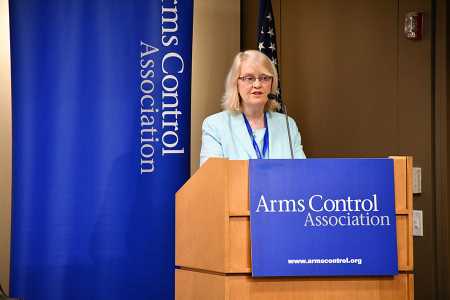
left=268, top=93, right=294, bottom=159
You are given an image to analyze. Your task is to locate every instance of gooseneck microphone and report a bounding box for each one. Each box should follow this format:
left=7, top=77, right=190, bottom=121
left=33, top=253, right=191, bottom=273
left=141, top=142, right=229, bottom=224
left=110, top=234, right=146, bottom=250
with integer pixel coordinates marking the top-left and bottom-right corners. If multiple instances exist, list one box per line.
left=268, top=93, right=294, bottom=159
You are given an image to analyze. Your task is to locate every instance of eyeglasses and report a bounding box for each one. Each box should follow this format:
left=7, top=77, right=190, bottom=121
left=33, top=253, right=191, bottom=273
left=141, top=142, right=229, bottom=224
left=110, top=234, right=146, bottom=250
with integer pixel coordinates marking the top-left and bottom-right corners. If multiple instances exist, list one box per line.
left=238, top=75, right=273, bottom=84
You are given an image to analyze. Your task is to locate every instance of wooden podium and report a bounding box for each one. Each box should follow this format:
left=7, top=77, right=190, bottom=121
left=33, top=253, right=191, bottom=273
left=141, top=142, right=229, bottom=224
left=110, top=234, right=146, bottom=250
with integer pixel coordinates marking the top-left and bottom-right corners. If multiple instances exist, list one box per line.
left=175, top=157, right=414, bottom=300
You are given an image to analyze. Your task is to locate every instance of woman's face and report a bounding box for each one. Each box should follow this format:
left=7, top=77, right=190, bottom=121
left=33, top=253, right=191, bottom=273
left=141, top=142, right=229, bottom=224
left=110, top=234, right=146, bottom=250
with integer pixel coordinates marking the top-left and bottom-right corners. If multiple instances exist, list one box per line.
left=237, top=61, right=272, bottom=112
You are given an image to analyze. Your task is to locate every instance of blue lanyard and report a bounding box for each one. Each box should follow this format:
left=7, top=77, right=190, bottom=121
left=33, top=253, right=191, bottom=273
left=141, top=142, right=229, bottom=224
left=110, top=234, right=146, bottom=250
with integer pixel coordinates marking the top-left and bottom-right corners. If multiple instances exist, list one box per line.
left=242, top=113, right=269, bottom=159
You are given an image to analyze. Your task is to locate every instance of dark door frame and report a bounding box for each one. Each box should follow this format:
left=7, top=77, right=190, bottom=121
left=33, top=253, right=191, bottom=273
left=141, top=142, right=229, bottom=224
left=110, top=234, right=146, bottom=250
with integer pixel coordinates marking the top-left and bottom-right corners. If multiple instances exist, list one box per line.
left=433, top=0, right=449, bottom=299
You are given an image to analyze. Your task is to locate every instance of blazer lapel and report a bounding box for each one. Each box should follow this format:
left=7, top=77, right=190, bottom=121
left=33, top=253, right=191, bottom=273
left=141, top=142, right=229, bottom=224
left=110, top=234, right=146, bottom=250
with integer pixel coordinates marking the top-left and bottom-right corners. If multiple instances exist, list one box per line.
left=267, top=112, right=285, bottom=158
left=230, top=112, right=257, bottom=159
left=267, top=112, right=275, bottom=158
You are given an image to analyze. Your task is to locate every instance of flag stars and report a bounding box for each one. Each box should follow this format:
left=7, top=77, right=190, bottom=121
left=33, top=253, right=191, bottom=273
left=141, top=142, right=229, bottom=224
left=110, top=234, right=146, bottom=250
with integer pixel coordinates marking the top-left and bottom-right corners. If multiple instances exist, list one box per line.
left=258, top=42, right=265, bottom=51
left=260, top=26, right=265, bottom=34
left=269, top=43, right=276, bottom=52
left=258, top=6, right=281, bottom=104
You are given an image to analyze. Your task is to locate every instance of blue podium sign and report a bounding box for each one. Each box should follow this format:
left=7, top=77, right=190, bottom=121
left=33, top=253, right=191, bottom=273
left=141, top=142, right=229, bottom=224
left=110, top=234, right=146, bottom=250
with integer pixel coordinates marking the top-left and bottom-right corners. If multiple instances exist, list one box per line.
left=249, top=159, right=398, bottom=277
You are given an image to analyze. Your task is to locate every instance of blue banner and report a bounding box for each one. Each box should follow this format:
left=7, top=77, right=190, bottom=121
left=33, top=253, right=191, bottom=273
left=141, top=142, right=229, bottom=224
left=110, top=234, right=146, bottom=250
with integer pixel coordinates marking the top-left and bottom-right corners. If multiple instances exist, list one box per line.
left=9, top=1, right=192, bottom=299
left=250, top=159, right=398, bottom=277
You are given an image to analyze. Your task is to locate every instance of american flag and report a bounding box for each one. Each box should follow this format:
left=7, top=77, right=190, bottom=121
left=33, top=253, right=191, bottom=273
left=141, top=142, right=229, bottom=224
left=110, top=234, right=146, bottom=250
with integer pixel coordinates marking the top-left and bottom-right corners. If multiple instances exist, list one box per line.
left=257, top=0, right=282, bottom=106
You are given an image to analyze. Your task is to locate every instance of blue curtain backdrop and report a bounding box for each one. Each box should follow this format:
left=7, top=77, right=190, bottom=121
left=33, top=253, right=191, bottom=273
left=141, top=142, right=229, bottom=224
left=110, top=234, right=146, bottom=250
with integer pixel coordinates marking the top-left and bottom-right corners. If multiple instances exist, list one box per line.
left=9, top=1, right=192, bottom=299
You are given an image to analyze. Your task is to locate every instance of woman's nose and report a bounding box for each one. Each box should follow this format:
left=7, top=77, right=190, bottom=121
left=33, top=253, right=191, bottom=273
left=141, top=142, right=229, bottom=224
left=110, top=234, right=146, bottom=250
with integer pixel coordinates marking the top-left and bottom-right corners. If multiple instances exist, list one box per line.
left=253, top=79, right=262, bottom=87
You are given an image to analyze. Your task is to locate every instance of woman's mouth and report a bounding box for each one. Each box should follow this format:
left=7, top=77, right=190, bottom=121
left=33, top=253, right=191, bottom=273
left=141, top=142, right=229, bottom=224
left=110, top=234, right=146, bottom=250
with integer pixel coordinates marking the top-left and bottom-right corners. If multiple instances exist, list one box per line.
left=252, top=91, right=263, bottom=95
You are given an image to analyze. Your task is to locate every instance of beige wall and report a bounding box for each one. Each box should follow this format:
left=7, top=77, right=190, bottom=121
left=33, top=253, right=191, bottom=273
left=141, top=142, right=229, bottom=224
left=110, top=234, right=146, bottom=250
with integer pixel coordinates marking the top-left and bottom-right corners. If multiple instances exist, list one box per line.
left=190, top=0, right=241, bottom=173
left=0, top=0, right=11, bottom=294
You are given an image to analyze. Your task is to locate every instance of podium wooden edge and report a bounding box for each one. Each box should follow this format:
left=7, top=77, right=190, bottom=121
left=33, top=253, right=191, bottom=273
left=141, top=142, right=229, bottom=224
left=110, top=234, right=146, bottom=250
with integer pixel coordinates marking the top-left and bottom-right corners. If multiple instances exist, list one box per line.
left=175, top=268, right=414, bottom=300
left=175, top=158, right=233, bottom=273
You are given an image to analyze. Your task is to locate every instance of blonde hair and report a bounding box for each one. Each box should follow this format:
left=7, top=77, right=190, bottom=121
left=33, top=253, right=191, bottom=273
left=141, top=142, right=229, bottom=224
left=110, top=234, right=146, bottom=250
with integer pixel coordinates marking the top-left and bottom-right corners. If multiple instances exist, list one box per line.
left=221, top=50, right=280, bottom=112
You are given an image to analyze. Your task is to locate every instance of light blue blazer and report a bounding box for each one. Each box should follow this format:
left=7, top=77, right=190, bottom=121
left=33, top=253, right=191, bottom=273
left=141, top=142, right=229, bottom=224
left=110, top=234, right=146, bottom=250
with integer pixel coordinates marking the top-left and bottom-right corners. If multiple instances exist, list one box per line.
left=200, top=111, right=306, bottom=165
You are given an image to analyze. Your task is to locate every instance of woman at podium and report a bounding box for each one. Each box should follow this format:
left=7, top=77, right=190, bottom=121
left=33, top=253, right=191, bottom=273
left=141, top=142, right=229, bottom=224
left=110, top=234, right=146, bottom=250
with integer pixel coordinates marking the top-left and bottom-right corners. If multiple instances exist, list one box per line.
left=200, top=50, right=306, bottom=165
